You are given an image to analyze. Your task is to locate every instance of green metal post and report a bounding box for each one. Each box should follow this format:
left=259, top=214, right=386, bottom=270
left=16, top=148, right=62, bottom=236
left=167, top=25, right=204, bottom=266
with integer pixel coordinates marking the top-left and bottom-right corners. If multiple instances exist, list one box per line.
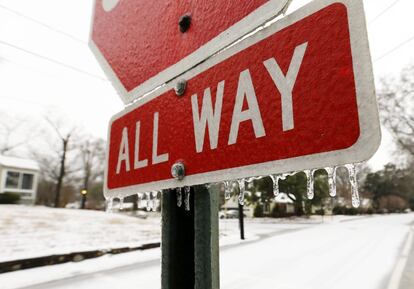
left=194, top=184, right=220, bottom=289
left=161, top=185, right=220, bottom=289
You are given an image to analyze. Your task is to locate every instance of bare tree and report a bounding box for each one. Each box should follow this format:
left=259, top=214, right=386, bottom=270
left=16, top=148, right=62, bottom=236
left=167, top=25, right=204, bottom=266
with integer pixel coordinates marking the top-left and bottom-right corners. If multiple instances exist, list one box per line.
left=75, top=136, right=106, bottom=206
left=33, top=117, right=77, bottom=207
left=377, top=64, right=414, bottom=158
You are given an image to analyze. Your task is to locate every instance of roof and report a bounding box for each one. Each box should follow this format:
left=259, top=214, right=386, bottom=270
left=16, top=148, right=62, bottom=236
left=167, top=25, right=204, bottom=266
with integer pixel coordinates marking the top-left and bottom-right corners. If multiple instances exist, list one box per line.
left=274, top=193, right=294, bottom=204
left=0, top=155, right=39, bottom=171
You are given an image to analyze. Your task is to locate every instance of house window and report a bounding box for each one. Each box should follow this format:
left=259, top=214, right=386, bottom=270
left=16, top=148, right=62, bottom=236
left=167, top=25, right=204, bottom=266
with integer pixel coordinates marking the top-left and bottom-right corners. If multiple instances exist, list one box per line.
left=5, top=171, right=19, bottom=189
left=22, top=174, right=34, bottom=190
left=5, top=171, right=35, bottom=190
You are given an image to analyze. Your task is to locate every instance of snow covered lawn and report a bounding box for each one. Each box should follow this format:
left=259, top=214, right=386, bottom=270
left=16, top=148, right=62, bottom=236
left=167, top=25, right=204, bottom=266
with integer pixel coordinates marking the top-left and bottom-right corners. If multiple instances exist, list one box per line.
left=0, top=205, right=161, bottom=263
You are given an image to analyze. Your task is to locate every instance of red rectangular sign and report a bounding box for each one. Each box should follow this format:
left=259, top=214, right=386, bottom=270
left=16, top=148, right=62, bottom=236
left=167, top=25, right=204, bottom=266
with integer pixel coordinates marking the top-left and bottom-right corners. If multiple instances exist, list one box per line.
left=90, top=0, right=291, bottom=103
left=104, top=0, right=380, bottom=197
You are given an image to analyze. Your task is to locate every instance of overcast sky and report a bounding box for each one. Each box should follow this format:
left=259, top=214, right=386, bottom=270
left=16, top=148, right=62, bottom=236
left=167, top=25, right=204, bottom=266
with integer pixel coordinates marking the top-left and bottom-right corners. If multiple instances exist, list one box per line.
left=0, top=0, right=413, bottom=170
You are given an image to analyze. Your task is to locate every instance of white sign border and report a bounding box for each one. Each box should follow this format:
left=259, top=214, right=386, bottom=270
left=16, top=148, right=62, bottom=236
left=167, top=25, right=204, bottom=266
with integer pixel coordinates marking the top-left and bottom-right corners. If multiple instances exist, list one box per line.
left=104, top=0, right=381, bottom=198
left=89, top=0, right=292, bottom=104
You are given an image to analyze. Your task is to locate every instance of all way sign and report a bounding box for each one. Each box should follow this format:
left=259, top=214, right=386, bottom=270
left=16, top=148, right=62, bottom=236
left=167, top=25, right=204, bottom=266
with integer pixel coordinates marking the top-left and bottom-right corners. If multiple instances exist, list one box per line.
left=104, top=0, right=380, bottom=197
left=90, top=0, right=292, bottom=104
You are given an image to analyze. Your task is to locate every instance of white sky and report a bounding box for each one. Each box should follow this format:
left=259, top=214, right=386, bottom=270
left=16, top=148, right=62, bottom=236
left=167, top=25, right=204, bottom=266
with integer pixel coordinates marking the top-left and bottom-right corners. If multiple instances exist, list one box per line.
left=0, top=0, right=413, bottom=170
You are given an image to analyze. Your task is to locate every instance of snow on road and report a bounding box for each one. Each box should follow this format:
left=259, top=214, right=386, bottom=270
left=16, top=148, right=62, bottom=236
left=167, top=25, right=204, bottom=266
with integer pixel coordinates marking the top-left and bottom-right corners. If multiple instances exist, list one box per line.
left=1, top=213, right=413, bottom=289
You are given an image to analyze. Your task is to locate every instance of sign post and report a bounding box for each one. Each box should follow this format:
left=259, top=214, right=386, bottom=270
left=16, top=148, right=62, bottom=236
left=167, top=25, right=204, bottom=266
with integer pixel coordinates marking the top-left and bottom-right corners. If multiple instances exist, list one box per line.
left=161, top=185, right=220, bottom=289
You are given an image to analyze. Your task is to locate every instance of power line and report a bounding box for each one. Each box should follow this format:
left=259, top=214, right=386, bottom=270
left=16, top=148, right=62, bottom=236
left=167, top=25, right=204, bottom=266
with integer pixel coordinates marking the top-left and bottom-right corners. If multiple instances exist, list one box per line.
left=374, top=34, right=414, bottom=62
left=0, top=3, right=87, bottom=44
left=369, top=0, right=401, bottom=25
left=0, top=40, right=107, bottom=81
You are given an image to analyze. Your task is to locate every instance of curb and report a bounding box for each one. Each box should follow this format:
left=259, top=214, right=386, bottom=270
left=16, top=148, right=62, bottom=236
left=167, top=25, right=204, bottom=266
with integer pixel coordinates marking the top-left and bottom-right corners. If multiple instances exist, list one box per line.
left=0, top=242, right=160, bottom=274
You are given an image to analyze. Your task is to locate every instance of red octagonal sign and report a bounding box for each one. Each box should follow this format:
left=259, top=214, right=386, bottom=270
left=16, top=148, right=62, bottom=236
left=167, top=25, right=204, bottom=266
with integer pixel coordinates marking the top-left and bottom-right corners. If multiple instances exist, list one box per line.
left=104, top=0, right=380, bottom=197
left=90, top=0, right=292, bottom=103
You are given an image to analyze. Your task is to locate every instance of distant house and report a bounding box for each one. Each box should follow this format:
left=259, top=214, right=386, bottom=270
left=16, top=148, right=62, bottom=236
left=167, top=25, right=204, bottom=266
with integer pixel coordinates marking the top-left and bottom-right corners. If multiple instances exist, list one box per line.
left=0, top=155, right=39, bottom=204
left=220, top=192, right=295, bottom=217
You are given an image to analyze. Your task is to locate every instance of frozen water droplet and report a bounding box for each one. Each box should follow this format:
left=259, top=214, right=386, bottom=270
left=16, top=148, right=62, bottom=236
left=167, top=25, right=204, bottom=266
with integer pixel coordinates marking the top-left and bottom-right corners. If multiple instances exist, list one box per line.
left=106, top=197, right=113, bottom=213
left=346, top=164, right=360, bottom=208
left=137, top=193, right=144, bottom=209
left=237, top=179, right=246, bottom=206
left=119, top=197, right=124, bottom=210
left=304, top=169, right=316, bottom=200
left=176, top=187, right=183, bottom=207
left=145, top=192, right=151, bottom=211
left=151, top=191, right=158, bottom=211
left=269, top=175, right=280, bottom=197
left=224, top=181, right=232, bottom=200
left=324, top=167, right=337, bottom=197
left=184, top=187, right=191, bottom=211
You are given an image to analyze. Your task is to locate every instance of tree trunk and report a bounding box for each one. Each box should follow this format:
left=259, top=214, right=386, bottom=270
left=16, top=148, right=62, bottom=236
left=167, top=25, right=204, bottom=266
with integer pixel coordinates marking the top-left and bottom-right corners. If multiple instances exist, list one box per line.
left=54, top=139, right=67, bottom=207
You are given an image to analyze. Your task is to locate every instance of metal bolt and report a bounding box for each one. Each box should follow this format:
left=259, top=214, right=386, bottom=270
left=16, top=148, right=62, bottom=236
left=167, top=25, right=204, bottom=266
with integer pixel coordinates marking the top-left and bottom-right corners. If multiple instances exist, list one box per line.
left=179, top=14, right=191, bottom=33
left=171, top=162, right=186, bottom=180
left=174, top=79, right=187, bottom=96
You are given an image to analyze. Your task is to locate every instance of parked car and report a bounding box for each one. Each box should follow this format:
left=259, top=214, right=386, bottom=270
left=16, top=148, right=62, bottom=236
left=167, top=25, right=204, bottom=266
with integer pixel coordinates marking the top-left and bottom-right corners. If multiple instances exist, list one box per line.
left=219, top=210, right=245, bottom=219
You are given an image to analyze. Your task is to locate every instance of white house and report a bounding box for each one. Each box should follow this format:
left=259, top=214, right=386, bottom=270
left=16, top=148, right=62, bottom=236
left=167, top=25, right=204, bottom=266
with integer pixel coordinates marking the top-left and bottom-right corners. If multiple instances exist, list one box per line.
left=221, top=192, right=296, bottom=217
left=0, top=155, right=39, bottom=204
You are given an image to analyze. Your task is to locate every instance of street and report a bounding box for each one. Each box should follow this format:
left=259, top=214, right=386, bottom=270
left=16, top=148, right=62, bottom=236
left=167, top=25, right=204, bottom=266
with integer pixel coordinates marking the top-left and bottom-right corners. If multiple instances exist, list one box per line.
left=4, top=214, right=413, bottom=289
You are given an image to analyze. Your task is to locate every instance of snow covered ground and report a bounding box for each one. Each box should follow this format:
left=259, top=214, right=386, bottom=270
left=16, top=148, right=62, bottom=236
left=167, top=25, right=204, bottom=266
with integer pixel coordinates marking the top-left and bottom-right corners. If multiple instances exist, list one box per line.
left=0, top=205, right=321, bottom=263
left=1, top=210, right=413, bottom=289
left=0, top=205, right=161, bottom=262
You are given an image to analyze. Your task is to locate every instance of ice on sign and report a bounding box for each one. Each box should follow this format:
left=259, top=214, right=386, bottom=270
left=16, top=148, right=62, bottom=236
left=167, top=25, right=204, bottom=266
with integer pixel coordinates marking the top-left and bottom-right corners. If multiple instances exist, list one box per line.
left=104, top=0, right=380, bottom=198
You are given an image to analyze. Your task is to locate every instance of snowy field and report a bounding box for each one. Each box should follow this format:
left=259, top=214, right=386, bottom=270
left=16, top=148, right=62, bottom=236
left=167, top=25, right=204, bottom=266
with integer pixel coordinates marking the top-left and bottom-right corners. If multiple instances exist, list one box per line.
left=0, top=205, right=161, bottom=262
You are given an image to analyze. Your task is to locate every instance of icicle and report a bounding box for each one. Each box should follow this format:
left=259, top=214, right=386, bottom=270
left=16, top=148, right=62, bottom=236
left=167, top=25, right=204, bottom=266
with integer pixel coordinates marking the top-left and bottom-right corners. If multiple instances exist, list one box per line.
left=151, top=191, right=158, bottom=211
left=269, top=175, right=280, bottom=198
left=184, top=187, right=191, bottom=211
left=304, top=169, right=316, bottom=200
left=279, top=171, right=295, bottom=181
left=144, top=192, right=151, bottom=211
left=176, top=187, right=183, bottom=207
left=151, top=191, right=159, bottom=199
left=224, top=181, right=232, bottom=200
left=324, top=167, right=337, bottom=197
left=237, top=179, right=246, bottom=206
left=346, top=164, right=360, bottom=208
left=106, top=197, right=113, bottom=213
left=137, top=192, right=144, bottom=209
left=119, top=197, right=124, bottom=210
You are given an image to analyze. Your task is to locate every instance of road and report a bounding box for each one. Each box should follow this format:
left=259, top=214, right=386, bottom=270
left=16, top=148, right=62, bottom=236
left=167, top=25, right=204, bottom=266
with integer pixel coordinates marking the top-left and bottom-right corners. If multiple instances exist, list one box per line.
left=7, top=214, right=414, bottom=289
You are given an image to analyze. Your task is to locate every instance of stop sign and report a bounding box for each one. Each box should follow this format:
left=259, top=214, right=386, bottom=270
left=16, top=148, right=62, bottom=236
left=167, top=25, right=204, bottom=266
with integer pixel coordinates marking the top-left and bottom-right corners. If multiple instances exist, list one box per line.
left=103, top=0, right=380, bottom=198
left=89, top=0, right=291, bottom=103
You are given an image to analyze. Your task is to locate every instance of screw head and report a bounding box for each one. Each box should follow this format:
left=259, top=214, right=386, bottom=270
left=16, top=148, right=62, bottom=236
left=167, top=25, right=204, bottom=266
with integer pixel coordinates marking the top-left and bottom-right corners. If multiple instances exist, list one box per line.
left=174, top=79, right=187, bottom=96
left=171, top=162, right=186, bottom=180
left=179, top=14, right=191, bottom=33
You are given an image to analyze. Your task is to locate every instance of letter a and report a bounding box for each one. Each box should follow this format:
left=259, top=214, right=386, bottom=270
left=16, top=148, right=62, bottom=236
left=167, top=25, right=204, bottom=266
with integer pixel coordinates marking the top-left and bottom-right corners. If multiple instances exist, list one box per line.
left=228, top=69, right=265, bottom=145
left=116, top=127, right=130, bottom=174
